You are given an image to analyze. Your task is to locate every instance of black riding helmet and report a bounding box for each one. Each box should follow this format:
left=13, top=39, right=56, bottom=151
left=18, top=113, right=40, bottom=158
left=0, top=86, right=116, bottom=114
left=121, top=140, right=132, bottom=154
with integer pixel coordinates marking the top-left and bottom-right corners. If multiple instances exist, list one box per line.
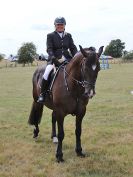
left=54, top=17, right=66, bottom=25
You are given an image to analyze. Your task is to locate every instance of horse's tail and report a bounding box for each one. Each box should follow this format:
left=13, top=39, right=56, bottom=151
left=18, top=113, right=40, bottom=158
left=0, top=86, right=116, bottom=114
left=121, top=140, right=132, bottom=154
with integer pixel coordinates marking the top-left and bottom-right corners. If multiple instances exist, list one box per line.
left=28, top=101, right=43, bottom=125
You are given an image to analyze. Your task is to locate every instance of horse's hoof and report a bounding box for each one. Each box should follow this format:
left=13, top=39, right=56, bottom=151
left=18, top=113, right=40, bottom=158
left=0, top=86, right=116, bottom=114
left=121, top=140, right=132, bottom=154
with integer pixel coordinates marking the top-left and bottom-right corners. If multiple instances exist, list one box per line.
left=33, top=135, right=38, bottom=140
left=33, top=137, right=38, bottom=142
left=53, top=137, right=58, bottom=144
left=56, top=157, right=64, bottom=163
left=77, top=152, right=86, bottom=158
left=33, top=129, right=39, bottom=139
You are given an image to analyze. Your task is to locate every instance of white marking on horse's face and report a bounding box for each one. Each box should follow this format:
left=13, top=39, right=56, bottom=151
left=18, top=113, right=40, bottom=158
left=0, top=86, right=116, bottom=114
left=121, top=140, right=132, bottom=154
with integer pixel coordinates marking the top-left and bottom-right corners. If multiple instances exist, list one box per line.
left=92, top=64, right=97, bottom=70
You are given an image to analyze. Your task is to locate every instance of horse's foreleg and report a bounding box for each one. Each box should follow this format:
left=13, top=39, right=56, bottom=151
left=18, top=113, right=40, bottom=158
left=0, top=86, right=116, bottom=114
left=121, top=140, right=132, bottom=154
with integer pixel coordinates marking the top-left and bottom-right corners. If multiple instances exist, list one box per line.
left=33, top=124, right=39, bottom=138
left=56, top=116, right=65, bottom=162
left=75, top=116, right=85, bottom=157
left=51, top=111, right=58, bottom=143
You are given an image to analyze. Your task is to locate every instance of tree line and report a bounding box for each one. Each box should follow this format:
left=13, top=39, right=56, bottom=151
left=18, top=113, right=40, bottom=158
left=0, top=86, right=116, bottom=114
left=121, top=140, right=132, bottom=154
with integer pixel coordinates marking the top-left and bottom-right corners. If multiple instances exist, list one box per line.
left=104, top=39, right=133, bottom=61
left=0, top=39, right=133, bottom=64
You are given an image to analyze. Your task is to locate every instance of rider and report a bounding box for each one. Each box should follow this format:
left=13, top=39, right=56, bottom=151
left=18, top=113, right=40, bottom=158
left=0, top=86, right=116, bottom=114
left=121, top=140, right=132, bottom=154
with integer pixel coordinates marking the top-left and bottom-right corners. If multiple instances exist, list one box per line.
left=37, top=17, right=78, bottom=103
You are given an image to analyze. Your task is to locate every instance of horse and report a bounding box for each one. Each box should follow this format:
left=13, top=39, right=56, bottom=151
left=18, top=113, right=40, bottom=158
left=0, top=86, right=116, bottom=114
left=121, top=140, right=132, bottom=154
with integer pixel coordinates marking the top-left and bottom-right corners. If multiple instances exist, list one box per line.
left=28, top=45, right=104, bottom=162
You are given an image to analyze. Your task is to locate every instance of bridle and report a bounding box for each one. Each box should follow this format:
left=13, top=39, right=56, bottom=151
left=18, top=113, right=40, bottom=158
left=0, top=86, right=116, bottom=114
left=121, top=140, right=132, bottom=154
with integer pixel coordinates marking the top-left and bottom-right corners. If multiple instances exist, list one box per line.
left=63, top=57, right=96, bottom=91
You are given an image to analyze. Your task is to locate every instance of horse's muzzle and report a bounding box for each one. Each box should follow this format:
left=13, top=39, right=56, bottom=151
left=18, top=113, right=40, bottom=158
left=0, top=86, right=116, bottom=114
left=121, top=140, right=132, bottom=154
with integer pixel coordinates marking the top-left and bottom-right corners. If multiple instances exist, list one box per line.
left=83, top=88, right=96, bottom=99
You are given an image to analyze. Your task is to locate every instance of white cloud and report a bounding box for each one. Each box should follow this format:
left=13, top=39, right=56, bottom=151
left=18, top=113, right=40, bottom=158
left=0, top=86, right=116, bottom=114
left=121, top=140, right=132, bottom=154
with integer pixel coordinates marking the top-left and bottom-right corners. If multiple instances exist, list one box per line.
left=0, top=0, right=133, bottom=56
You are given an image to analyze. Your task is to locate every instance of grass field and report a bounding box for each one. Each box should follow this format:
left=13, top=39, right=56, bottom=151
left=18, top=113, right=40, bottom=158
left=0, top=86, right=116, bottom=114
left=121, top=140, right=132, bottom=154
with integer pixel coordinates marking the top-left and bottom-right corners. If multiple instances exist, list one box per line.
left=0, top=63, right=133, bottom=177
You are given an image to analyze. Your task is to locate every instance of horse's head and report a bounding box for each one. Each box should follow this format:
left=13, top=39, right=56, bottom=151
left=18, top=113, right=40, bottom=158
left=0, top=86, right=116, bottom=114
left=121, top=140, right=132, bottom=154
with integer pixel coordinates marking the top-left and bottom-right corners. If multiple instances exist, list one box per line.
left=79, top=45, right=104, bottom=98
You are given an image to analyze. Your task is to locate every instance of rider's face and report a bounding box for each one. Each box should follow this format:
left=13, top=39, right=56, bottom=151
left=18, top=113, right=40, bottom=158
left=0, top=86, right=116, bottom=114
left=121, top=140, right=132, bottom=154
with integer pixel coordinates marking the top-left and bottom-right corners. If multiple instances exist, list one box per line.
left=55, top=24, right=65, bottom=32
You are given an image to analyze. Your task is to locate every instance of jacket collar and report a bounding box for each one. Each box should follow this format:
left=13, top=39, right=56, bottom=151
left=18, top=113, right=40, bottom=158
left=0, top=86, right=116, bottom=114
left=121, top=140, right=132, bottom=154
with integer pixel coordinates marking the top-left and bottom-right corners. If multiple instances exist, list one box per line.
left=54, top=31, right=67, bottom=38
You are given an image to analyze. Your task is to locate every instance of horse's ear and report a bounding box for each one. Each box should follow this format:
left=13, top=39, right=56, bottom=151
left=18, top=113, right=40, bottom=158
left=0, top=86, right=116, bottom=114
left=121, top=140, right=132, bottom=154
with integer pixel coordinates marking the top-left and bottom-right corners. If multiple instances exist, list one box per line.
left=79, top=45, right=88, bottom=58
left=97, top=46, right=104, bottom=57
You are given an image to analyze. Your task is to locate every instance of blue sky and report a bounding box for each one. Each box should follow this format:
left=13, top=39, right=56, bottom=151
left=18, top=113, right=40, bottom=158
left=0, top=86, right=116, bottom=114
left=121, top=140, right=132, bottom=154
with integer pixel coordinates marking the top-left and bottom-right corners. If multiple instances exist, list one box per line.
left=0, top=0, right=133, bottom=56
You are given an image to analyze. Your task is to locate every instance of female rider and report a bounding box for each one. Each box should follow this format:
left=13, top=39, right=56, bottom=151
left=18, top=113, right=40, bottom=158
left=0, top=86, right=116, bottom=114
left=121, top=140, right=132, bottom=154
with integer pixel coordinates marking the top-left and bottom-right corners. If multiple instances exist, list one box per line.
left=37, top=17, right=77, bottom=103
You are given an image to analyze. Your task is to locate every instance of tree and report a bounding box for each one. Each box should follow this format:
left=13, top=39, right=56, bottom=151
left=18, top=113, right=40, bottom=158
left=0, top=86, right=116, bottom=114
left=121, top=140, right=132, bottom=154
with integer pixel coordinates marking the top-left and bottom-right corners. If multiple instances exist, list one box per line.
left=17, top=42, right=37, bottom=64
left=104, top=39, right=125, bottom=58
left=0, top=54, right=4, bottom=61
left=122, top=50, right=133, bottom=61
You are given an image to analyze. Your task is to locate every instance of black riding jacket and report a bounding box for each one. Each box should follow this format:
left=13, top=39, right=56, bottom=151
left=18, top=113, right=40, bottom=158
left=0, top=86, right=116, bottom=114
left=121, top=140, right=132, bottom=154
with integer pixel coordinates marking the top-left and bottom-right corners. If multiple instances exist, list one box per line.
left=46, top=31, right=77, bottom=65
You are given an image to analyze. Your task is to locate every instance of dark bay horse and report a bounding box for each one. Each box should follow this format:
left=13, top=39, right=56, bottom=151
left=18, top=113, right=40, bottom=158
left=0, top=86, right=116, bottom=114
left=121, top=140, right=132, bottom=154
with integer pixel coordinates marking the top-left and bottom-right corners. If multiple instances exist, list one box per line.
left=28, top=45, right=104, bottom=162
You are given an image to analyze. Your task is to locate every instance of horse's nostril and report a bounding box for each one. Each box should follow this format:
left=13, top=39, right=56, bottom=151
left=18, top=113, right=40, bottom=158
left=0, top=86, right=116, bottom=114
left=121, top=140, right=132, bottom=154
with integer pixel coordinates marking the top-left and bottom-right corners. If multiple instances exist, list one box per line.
left=83, top=92, right=89, bottom=98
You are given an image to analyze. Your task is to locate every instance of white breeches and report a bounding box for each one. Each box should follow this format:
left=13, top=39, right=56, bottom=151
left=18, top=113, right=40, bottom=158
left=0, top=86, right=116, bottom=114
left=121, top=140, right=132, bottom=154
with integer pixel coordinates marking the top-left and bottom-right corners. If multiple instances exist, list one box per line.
left=43, top=64, right=56, bottom=80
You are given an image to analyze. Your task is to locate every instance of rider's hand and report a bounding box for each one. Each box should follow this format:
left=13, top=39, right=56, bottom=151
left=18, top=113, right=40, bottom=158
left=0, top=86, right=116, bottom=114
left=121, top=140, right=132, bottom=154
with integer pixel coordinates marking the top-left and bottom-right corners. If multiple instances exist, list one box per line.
left=51, top=56, right=61, bottom=67
left=51, top=56, right=56, bottom=61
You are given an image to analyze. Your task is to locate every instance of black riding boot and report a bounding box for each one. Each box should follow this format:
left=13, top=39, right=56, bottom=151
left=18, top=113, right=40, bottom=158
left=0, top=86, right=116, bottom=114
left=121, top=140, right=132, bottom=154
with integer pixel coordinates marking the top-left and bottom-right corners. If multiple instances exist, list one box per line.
left=37, top=78, right=49, bottom=103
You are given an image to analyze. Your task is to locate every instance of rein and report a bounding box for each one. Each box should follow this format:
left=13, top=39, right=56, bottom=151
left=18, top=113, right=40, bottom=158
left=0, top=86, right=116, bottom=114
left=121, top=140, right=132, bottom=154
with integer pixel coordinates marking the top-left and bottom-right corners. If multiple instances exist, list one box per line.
left=64, top=66, right=85, bottom=87
left=63, top=58, right=94, bottom=91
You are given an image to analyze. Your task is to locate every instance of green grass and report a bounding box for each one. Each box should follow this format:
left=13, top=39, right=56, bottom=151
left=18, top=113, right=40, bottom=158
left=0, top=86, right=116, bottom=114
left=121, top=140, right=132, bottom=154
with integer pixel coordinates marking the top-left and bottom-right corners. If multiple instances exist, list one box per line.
left=0, top=63, right=133, bottom=177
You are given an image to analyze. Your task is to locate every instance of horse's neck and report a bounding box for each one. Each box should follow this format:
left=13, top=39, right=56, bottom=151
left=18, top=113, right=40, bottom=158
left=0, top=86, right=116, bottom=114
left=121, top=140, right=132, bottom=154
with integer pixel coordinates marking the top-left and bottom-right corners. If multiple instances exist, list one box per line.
left=65, top=53, right=83, bottom=95
left=67, top=53, right=83, bottom=79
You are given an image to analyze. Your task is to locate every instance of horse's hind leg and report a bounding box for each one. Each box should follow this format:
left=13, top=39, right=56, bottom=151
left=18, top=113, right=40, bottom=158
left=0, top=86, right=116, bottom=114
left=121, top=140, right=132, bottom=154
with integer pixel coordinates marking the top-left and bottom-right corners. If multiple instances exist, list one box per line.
left=33, top=124, right=39, bottom=138
left=28, top=101, right=43, bottom=138
left=51, top=111, right=58, bottom=143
